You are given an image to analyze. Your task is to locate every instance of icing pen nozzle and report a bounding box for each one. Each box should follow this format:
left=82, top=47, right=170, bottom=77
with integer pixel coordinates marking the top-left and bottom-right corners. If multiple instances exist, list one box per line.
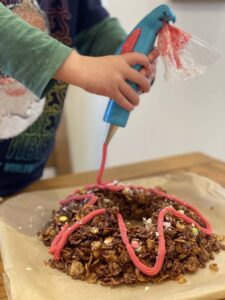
left=105, top=124, right=118, bottom=145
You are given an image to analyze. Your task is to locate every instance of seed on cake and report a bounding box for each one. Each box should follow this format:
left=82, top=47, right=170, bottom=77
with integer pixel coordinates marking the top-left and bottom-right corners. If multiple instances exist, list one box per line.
left=192, top=227, right=199, bottom=236
left=59, top=216, right=68, bottom=222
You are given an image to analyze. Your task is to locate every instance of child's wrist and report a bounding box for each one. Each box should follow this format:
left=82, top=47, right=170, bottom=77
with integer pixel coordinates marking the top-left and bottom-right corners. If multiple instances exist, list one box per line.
left=53, top=50, right=85, bottom=87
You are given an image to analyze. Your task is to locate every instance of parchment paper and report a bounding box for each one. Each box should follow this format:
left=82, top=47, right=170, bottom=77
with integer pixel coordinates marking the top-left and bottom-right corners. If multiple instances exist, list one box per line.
left=0, top=172, right=225, bottom=300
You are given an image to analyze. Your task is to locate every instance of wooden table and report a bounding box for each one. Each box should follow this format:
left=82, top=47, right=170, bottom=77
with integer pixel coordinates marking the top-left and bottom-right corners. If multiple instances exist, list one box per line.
left=1, top=152, right=225, bottom=299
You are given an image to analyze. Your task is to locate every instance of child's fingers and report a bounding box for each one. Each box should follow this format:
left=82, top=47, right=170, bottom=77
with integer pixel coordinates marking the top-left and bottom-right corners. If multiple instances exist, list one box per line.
left=123, top=52, right=149, bottom=68
left=140, top=64, right=154, bottom=79
left=148, top=48, right=159, bottom=63
left=120, top=82, right=140, bottom=106
left=126, top=67, right=150, bottom=93
left=114, top=91, right=134, bottom=111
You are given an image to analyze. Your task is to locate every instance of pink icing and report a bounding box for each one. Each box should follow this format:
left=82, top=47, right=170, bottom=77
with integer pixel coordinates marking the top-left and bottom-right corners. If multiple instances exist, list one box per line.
left=49, top=143, right=213, bottom=276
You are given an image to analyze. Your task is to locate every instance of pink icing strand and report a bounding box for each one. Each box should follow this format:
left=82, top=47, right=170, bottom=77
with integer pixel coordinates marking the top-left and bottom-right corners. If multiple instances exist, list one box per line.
left=49, top=142, right=213, bottom=276
left=118, top=204, right=212, bottom=276
left=118, top=213, right=165, bottom=276
left=149, top=188, right=212, bottom=234
left=96, top=142, right=107, bottom=185
left=59, top=194, right=98, bottom=206
left=49, top=208, right=106, bottom=261
left=51, top=184, right=213, bottom=274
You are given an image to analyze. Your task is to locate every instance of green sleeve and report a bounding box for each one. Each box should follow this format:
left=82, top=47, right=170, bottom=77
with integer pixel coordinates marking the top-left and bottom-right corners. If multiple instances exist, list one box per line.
left=0, top=3, right=72, bottom=99
left=75, top=17, right=127, bottom=56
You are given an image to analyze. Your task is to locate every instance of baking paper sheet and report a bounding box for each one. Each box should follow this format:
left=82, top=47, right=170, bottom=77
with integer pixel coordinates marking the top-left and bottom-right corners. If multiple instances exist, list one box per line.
left=0, top=172, right=225, bottom=300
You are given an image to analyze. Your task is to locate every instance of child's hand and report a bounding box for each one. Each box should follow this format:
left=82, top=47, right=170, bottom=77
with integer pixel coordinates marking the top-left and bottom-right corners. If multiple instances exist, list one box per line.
left=54, top=50, right=158, bottom=111
left=140, top=48, right=159, bottom=88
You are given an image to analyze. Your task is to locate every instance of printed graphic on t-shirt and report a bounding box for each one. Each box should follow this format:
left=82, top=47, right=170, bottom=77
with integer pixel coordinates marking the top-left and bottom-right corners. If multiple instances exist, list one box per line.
left=0, top=82, right=67, bottom=174
left=0, top=0, right=49, bottom=138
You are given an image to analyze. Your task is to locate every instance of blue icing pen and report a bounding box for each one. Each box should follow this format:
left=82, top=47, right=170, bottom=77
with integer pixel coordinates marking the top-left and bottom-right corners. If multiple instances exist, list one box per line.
left=104, top=4, right=176, bottom=144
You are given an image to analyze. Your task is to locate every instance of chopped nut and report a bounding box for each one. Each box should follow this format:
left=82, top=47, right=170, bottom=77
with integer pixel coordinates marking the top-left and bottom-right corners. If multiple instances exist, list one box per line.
left=209, top=263, right=219, bottom=272
left=90, top=227, right=99, bottom=234
left=91, top=241, right=101, bottom=251
left=103, top=198, right=111, bottom=204
left=109, top=262, right=122, bottom=276
left=86, top=272, right=97, bottom=283
left=177, top=275, right=187, bottom=284
left=45, top=227, right=56, bottom=236
left=104, top=237, right=113, bottom=245
left=91, top=241, right=102, bottom=258
left=144, top=218, right=152, bottom=229
left=176, top=222, right=185, bottom=230
left=179, top=254, right=187, bottom=260
left=135, top=268, right=146, bottom=282
left=146, top=239, right=155, bottom=250
left=69, top=260, right=84, bottom=277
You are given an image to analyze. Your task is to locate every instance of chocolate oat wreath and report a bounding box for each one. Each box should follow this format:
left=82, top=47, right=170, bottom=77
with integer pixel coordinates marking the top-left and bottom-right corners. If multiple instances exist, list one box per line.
left=38, top=180, right=225, bottom=286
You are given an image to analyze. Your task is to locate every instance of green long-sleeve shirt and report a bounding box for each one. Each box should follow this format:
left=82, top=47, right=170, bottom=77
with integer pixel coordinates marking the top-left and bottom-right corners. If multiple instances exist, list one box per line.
left=0, top=1, right=126, bottom=196
left=0, top=3, right=126, bottom=99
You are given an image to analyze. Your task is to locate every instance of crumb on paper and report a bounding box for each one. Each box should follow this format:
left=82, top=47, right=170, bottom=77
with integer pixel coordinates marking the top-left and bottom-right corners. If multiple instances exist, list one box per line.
left=210, top=206, right=214, bottom=210
left=209, top=263, right=219, bottom=272
left=26, top=267, right=32, bottom=271
left=216, top=235, right=225, bottom=242
left=18, top=226, right=22, bottom=230
left=145, top=286, right=150, bottom=291
left=177, top=275, right=187, bottom=284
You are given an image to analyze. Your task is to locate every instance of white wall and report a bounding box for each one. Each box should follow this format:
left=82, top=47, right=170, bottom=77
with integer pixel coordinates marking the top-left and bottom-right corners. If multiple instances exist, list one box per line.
left=65, top=0, right=225, bottom=173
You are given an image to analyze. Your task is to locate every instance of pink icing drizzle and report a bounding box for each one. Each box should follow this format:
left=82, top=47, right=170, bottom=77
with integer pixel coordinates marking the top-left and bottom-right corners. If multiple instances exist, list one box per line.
left=49, top=143, right=213, bottom=276
left=96, top=142, right=107, bottom=185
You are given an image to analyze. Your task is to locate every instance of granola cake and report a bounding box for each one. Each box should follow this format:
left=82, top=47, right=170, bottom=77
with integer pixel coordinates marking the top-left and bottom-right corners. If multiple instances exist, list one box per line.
left=38, top=182, right=225, bottom=286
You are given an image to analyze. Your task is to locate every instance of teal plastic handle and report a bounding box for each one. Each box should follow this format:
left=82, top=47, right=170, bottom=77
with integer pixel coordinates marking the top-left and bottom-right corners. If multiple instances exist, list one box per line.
left=103, top=4, right=176, bottom=127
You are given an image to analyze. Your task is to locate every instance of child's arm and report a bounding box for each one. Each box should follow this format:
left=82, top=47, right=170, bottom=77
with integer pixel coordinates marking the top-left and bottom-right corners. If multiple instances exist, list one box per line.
left=0, top=4, right=151, bottom=111
left=53, top=50, right=150, bottom=111
left=75, top=18, right=127, bottom=57
left=0, top=3, right=72, bottom=99
left=73, top=17, right=158, bottom=110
